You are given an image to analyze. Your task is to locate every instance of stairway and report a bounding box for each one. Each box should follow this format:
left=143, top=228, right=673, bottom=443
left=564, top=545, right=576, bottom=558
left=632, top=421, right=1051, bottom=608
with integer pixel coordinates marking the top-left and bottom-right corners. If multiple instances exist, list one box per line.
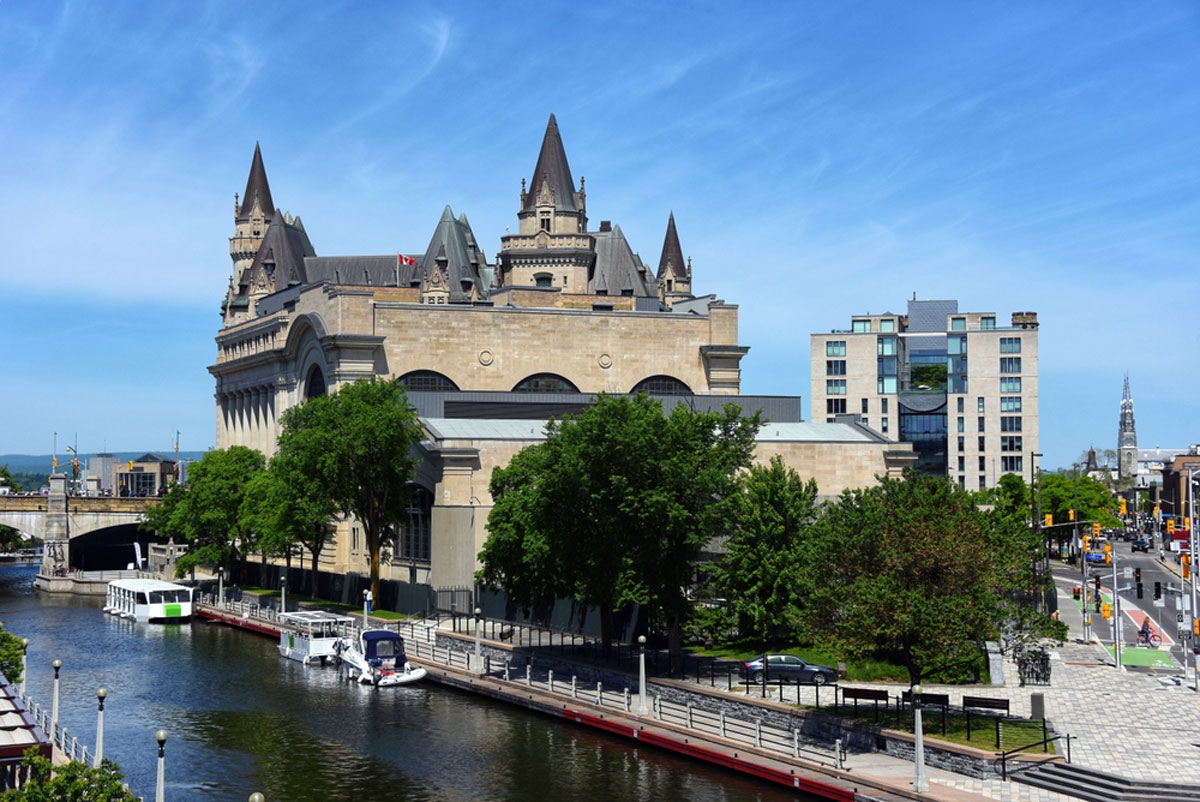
left=1012, top=761, right=1200, bottom=802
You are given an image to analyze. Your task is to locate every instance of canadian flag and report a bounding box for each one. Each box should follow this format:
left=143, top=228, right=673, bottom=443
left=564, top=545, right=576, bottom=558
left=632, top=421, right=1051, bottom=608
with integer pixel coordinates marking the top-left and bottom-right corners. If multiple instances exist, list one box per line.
left=398, top=253, right=416, bottom=266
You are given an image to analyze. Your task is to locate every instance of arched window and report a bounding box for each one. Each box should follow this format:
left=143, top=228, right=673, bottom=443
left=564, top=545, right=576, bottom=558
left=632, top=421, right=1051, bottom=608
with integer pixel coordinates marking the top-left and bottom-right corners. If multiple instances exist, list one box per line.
left=631, top=375, right=692, bottom=396
left=534, top=273, right=553, bottom=289
left=512, top=373, right=579, bottom=394
left=398, top=370, right=460, bottom=393
left=305, top=365, right=326, bottom=399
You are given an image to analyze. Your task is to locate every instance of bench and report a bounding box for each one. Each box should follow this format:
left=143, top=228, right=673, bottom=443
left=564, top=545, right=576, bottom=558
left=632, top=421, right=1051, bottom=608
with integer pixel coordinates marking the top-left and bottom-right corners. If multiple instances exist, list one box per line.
left=901, top=691, right=950, bottom=735
left=839, top=687, right=890, bottom=721
left=962, top=696, right=1010, bottom=745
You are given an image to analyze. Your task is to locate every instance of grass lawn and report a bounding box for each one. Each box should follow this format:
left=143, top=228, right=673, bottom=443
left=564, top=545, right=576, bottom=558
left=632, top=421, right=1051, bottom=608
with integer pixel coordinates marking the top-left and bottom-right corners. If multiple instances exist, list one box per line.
left=695, top=643, right=988, bottom=685
left=803, top=703, right=1055, bottom=754
left=236, top=588, right=414, bottom=621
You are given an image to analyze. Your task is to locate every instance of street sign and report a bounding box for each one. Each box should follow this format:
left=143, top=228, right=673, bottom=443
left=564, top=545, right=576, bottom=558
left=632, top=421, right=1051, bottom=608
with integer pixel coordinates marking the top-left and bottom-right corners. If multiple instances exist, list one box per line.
left=1124, top=567, right=1133, bottom=579
left=1154, top=599, right=1166, bottom=608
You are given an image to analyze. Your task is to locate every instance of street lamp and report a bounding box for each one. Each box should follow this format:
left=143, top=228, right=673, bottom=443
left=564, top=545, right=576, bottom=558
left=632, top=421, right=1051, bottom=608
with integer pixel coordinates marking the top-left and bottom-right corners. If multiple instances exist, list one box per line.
left=19, top=639, right=28, bottom=701
left=217, top=565, right=224, bottom=607
left=279, top=575, right=286, bottom=615
left=912, top=684, right=927, bottom=793
left=154, top=730, right=168, bottom=802
left=94, top=688, right=107, bottom=767
left=1189, top=469, right=1199, bottom=692
left=636, top=635, right=648, bottom=716
left=473, top=607, right=483, bottom=674
left=50, top=659, right=61, bottom=745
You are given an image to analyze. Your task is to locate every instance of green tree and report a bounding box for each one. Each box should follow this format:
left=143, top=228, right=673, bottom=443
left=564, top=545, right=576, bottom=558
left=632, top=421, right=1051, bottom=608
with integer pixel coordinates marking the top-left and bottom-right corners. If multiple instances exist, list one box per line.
left=276, top=377, right=423, bottom=601
left=803, top=470, right=1056, bottom=686
left=0, top=465, right=23, bottom=493
left=240, top=455, right=337, bottom=597
left=0, top=748, right=138, bottom=801
left=709, top=456, right=818, bottom=645
left=477, top=394, right=760, bottom=656
left=1039, top=472, right=1121, bottom=528
left=0, top=629, right=26, bottom=684
left=141, top=446, right=265, bottom=577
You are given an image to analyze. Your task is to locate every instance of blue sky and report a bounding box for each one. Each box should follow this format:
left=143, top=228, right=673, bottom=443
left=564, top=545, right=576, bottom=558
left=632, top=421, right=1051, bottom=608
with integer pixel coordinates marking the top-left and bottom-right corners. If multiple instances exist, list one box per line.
left=1, top=1, right=1197, bottom=470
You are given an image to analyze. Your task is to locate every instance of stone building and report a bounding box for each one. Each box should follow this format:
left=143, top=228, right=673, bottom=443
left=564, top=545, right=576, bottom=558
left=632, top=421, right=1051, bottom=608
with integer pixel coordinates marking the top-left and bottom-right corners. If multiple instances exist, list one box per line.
left=211, top=116, right=913, bottom=587
left=809, top=297, right=1039, bottom=490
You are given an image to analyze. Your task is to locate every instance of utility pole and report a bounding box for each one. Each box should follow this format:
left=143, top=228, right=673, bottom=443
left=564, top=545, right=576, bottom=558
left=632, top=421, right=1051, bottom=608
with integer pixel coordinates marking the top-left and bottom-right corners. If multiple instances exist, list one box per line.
left=1111, top=547, right=1121, bottom=670
left=1190, top=469, right=1199, bottom=692
left=1075, top=464, right=1089, bottom=642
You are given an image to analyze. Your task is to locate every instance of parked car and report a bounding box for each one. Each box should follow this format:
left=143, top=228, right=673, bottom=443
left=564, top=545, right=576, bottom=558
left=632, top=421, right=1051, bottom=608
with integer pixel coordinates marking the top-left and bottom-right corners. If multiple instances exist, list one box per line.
left=742, top=654, right=838, bottom=685
left=1131, top=539, right=1151, bottom=553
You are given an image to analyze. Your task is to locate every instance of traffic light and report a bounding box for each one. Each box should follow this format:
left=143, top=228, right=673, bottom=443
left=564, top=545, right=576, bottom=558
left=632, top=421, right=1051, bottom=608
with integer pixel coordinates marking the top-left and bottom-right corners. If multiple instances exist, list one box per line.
left=1168, top=519, right=1175, bottom=534
left=1154, top=581, right=1162, bottom=600
left=1184, top=555, right=1191, bottom=581
left=1044, top=514, right=1053, bottom=527
left=1093, top=522, right=1102, bottom=537
left=1120, top=498, right=1127, bottom=516
left=1069, top=508, right=1075, bottom=522
left=1104, top=544, right=1111, bottom=565
left=1136, top=568, right=1143, bottom=599
left=1082, top=535, right=1090, bottom=553
left=1154, top=505, right=1160, bottom=519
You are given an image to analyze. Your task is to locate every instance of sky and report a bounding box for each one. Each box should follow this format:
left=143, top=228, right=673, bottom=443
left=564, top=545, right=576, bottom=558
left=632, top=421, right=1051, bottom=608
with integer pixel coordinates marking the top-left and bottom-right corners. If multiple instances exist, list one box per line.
left=1, top=1, right=1197, bottom=470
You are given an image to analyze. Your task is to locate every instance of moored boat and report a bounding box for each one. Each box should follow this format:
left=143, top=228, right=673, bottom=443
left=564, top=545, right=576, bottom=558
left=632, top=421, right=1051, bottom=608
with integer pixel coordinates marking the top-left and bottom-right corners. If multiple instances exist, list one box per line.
left=336, top=629, right=427, bottom=687
left=278, top=611, right=356, bottom=664
left=103, top=579, right=193, bottom=623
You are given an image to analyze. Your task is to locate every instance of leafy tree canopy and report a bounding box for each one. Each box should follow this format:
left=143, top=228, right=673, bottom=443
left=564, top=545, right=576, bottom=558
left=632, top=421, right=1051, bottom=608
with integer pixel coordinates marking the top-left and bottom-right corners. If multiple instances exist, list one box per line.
left=140, top=446, right=265, bottom=576
left=477, top=394, right=760, bottom=653
left=0, top=465, right=23, bottom=493
left=709, top=456, right=819, bottom=644
left=276, top=377, right=423, bottom=601
left=0, top=748, right=138, bottom=801
left=803, top=470, right=1059, bottom=686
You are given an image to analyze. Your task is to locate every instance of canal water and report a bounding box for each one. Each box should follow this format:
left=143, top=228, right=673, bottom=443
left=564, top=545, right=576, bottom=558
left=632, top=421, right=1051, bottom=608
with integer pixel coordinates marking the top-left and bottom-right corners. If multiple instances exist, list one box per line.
left=1, top=566, right=817, bottom=801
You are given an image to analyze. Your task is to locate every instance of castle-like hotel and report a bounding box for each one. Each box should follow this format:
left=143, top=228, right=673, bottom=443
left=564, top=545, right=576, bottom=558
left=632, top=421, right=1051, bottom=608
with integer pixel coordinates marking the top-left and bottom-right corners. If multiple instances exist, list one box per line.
left=210, top=116, right=937, bottom=587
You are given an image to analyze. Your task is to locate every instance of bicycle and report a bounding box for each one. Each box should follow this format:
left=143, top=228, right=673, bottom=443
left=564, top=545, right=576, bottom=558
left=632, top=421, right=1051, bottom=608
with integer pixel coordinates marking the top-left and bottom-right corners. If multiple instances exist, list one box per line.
left=1137, top=630, right=1162, bottom=647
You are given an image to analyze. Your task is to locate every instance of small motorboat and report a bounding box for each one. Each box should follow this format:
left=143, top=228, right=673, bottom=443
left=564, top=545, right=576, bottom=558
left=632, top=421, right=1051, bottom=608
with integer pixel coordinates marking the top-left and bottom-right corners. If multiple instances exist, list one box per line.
left=336, top=629, right=427, bottom=687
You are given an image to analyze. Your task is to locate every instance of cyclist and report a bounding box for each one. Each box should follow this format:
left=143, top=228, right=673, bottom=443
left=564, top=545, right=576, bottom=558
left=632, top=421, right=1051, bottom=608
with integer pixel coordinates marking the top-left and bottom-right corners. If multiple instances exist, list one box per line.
left=1139, top=618, right=1154, bottom=647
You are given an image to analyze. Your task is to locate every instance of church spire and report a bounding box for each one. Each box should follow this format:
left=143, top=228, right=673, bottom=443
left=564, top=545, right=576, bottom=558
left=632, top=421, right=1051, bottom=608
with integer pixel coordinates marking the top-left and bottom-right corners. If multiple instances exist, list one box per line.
left=237, top=142, right=275, bottom=222
left=657, top=212, right=687, bottom=280
left=523, top=114, right=580, bottom=213
left=1118, top=373, right=1138, bottom=481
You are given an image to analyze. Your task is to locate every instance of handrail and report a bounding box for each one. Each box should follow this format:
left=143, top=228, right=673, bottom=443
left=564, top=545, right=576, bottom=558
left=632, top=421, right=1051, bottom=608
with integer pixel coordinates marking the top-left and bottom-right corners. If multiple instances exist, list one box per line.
left=999, top=733, right=1071, bottom=780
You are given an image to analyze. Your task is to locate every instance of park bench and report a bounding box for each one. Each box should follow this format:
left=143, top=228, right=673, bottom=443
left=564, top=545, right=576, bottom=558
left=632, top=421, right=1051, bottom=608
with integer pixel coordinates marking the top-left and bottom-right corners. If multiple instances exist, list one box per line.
left=839, top=687, right=890, bottom=722
left=901, top=690, right=950, bottom=735
left=962, top=695, right=1010, bottom=744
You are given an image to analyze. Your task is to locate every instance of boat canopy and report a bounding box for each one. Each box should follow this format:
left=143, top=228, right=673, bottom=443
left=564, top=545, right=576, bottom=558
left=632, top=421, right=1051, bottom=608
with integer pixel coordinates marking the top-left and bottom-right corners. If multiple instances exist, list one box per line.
left=362, top=631, right=406, bottom=660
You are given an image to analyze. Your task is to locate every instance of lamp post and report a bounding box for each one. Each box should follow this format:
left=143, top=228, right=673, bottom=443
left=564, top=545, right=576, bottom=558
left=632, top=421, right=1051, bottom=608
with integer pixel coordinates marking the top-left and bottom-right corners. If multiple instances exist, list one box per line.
left=912, top=683, right=927, bottom=793
left=217, top=565, right=224, bottom=607
left=362, top=590, right=372, bottom=631
left=50, top=659, right=61, bottom=745
left=19, top=639, right=28, bottom=701
left=636, top=635, right=648, bottom=716
left=279, top=576, right=286, bottom=615
left=93, top=688, right=107, bottom=767
left=1189, top=469, right=1199, bottom=692
left=155, top=730, right=167, bottom=802
left=473, top=607, right=482, bottom=674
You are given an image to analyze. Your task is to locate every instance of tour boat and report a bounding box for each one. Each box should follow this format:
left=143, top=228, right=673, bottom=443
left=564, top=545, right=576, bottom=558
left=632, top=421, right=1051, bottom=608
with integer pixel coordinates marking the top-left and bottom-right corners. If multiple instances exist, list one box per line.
left=277, top=611, right=356, bottom=664
left=336, top=629, right=427, bottom=687
left=104, top=579, right=193, bottom=623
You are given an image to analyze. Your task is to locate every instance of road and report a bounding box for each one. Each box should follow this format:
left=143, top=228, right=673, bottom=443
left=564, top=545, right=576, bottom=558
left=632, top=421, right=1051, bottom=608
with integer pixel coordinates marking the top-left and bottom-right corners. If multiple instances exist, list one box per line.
left=1052, top=533, right=1195, bottom=674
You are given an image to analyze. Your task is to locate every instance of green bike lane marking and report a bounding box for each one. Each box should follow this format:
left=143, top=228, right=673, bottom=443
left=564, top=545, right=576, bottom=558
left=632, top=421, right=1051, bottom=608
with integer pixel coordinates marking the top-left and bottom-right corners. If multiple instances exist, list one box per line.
left=1106, top=644, right=1175, bottom=668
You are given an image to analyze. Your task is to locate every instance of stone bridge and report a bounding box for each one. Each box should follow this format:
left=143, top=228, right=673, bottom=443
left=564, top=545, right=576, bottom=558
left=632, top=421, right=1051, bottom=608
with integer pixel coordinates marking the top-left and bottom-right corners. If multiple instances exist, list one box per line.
left=0, top=475, right=159, bottom=574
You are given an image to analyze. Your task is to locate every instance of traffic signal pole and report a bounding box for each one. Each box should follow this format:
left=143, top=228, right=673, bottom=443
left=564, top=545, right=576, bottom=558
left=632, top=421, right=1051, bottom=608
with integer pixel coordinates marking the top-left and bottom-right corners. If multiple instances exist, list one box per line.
left=1112, top=548, right=1121, bottom=670
left=1190, top=469, right=1198, bottom=692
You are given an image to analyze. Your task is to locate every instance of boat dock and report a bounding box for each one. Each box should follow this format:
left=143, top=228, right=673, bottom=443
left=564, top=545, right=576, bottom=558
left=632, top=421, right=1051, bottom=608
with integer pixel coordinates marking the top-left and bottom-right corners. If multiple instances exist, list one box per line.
left=192, top=599, right=996, bottom=802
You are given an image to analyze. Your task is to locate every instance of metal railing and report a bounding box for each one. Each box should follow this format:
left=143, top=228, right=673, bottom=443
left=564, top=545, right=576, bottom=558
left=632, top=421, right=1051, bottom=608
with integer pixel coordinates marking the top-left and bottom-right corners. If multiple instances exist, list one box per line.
left=999, top=732, right=1072, bottom=780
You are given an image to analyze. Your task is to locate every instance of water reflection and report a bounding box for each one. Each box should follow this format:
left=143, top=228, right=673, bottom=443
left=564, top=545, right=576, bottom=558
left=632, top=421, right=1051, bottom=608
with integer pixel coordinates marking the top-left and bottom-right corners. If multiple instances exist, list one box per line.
left=1, top=566, right=813, bottom=801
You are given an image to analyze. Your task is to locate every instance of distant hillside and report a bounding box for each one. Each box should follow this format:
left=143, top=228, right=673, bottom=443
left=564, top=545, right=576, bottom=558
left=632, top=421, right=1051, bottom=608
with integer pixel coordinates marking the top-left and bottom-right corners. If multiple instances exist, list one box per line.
left=0, top=451, right=208, bottom=475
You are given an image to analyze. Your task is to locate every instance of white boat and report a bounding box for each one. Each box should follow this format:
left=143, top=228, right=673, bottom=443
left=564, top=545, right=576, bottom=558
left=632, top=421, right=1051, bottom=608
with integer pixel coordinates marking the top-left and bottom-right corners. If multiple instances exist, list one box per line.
left=336, top=629, right=427, bottom=687
left=277, top=611, right=356, bottom=664
left=104, top=579, right=193, bottom=623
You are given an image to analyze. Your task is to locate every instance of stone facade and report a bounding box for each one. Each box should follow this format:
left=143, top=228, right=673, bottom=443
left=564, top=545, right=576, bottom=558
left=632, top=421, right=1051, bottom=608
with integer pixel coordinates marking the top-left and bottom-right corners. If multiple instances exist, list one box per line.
left=212, top=117, right=913, bottom=589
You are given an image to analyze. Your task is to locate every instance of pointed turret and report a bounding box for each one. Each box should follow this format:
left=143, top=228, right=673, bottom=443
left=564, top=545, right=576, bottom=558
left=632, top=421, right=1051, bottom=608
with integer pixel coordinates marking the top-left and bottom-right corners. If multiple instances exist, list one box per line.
left=237, top=143, right=275, bottom=222
left=656, top=212, right=687, bottom=280
left=523, top=114, right=580, bottom=213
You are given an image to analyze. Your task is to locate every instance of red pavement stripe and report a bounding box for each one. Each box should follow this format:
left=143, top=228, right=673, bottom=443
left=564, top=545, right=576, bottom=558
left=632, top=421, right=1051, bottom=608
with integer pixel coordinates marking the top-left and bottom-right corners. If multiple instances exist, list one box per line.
left=560, top=708, right=854, bottom=802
